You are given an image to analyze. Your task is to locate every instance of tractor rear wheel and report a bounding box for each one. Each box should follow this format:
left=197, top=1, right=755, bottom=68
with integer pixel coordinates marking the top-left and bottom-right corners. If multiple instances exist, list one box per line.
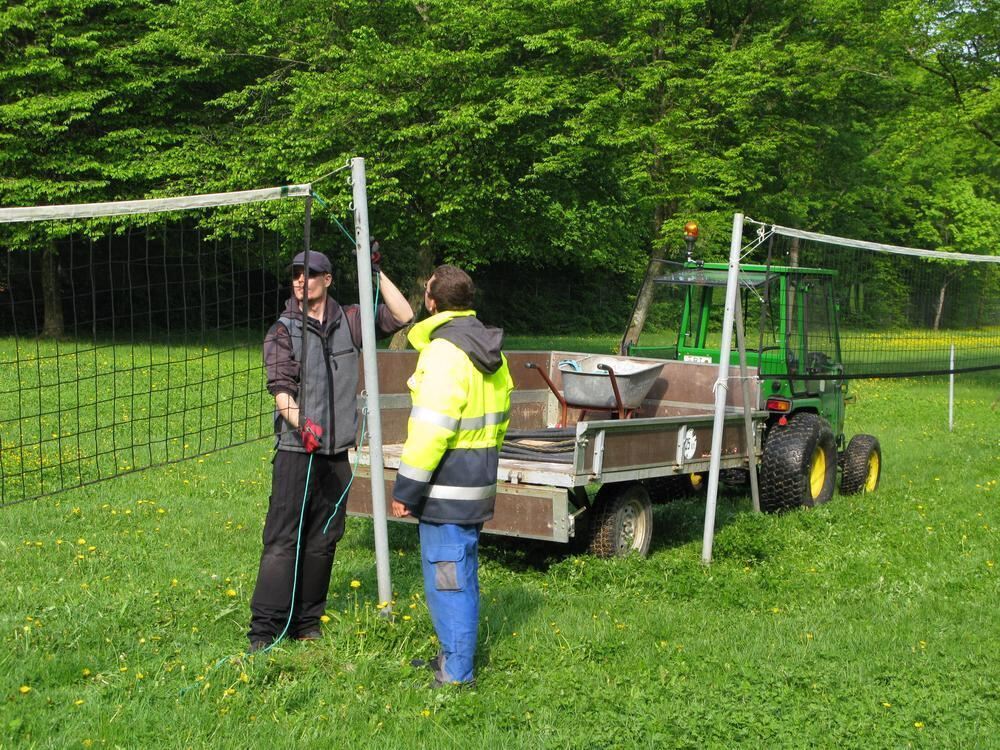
left=840, top=434, right=881, bottom=495
left=759, top=413, right=837, bottom=512
left=587, top=483, right=653, bottom=558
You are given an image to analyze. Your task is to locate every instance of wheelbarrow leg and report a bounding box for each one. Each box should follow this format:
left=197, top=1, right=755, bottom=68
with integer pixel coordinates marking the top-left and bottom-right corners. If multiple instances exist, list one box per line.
left=597, top=364, right=628, bottom=419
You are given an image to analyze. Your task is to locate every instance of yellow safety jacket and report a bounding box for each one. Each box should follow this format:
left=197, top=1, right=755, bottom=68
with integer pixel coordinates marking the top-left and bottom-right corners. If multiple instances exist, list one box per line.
left=393, top=310, right=514, bottom=524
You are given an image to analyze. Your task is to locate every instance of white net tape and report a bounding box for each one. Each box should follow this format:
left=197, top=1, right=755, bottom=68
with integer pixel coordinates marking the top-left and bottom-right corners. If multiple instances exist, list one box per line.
left=0, top=184, right=312, bottom=223
left=749, top=219, right=1000, bottom=264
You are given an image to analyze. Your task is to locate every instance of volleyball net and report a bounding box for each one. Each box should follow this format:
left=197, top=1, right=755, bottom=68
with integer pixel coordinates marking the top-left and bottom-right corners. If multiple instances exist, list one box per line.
left=0, top=185, right=311, bottom=506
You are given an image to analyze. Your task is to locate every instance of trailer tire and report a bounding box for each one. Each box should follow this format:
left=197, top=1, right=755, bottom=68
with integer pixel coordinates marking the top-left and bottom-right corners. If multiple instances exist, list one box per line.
left=840, top=434, right=881, bottom=495
left=588, top=483, right=653, bottom=558
left=759, top=413, right=837, bottom=512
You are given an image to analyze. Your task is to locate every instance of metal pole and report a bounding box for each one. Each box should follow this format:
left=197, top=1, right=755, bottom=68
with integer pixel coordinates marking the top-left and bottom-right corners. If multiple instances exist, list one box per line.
left=949, top=344, right=955, bottom=432
left=351, top=157, right=393, bottom=613
left=701, top=212, right=745, bottom=564
left=300, top=194, right=312, bottom=376
left=733, top=294, right=761, bottom=513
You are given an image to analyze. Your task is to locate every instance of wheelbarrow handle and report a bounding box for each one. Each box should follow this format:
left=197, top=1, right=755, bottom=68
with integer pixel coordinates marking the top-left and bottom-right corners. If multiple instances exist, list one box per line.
left=597, top=364, right=626, bottom=419
left=525, top=361, right=568, bottom=423
left=525, top=361, right=561, bottom=398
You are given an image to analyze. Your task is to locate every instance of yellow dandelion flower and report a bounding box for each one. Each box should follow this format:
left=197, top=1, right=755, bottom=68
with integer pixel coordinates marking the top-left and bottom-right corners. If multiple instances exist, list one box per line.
left=225, top=589, right=237, bottom=597
left=914, top=722, right=924, bottom=729
left=350, top=580, right=361, bottom=589
left=82, top=668, right=91, bottom=677
left=19, top=685, right=31, bottom=694
left=320, top=615, right=330, bottom=623
left=403, top=615, right=412, bottom=621
left=224, top=688, right=236, bottom=696
left=77, top=538, right=86, bottom=545
left=421, top=709, right=431, bottom=718
left=882, top=702, right=891, bottom=708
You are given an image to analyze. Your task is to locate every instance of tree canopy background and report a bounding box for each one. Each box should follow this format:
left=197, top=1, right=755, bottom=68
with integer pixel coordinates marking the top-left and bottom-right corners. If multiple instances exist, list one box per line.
left=1, top=0, right=997, bottom=335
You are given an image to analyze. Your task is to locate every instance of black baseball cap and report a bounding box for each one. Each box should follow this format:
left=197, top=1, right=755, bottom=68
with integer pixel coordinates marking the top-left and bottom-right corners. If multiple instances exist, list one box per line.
left=288, top=251, right=332, bottom=275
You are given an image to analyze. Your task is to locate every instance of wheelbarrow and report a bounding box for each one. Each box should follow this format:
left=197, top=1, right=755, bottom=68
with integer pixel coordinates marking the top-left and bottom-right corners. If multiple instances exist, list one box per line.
left=525, top=356, right=663, bottom=426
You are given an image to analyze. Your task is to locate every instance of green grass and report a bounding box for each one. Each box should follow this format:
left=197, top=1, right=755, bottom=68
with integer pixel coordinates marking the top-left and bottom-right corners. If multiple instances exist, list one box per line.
left=0, top=339, right=998, bottom=748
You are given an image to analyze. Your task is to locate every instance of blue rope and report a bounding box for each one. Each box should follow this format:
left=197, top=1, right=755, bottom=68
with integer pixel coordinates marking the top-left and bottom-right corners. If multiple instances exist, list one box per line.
left=322, top=411, right=366, bottom=535
left=257, top=451, right=314, bottom=653
left=180, top=452, right=314, bottom=695
left=310, top=190, right=356, bottom=247
left=321, top=270, right=381, bottom=535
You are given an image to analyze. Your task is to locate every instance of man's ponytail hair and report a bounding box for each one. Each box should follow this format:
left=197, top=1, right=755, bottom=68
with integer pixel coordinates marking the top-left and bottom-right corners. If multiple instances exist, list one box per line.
left=428, top=264, right=475, bottom=311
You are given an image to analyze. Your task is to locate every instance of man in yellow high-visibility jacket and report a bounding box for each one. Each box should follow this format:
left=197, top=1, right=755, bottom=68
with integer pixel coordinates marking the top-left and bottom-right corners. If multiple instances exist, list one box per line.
left=391, top=264, right=514, bottom=686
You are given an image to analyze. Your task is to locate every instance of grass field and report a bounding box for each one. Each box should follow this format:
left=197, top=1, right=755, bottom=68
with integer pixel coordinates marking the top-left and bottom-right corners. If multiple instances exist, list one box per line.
left=1, top=336, right=998, bottom=748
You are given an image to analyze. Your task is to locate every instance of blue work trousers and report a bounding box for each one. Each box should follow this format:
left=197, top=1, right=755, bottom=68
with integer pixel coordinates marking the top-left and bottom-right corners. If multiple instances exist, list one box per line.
left=418, top=521, right=482, bottom=683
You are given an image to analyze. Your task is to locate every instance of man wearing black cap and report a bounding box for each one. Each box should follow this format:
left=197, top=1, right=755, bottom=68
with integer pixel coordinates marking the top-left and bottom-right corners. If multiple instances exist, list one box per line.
left=248, top=249, right=413, bottom=652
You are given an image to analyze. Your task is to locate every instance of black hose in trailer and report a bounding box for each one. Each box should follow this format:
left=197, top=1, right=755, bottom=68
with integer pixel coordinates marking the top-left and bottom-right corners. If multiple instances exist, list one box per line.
left=500, top=428, right=578, bottom=463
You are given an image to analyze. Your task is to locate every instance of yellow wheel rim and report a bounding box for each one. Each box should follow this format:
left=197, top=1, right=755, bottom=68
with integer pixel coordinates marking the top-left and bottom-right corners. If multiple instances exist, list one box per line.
left=809, top=446, right=827, bottom=499
left=864, top=452, right=880, bottom=492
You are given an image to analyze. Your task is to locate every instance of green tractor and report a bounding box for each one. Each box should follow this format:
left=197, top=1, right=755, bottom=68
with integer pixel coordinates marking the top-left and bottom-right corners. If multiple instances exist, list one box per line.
left=622, top=234, right=882, bottom=512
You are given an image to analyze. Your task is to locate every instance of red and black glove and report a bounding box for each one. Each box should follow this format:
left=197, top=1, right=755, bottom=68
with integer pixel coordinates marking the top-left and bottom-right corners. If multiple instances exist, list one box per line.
left=300, top=418, right=324, bottom=454
left=370, top=240, right=382, bottom=275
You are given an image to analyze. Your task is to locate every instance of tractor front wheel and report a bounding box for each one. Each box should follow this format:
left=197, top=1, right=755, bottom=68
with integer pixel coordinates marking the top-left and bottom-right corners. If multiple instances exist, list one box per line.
left=759, top=413, right=837, bottom=512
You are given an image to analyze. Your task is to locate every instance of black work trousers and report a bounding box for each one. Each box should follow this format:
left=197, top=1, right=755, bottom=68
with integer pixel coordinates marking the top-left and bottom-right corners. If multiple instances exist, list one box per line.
left=248, top=449, right=351, bottom=642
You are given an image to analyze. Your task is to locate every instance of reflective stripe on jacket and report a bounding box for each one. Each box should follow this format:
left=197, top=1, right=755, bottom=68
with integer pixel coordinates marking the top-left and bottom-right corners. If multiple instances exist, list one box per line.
left=393, top=310, right=514, bottom=524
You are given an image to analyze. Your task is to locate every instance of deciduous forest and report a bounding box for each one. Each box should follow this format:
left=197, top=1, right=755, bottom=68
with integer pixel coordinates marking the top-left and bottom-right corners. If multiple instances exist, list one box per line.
left=1, top=0, right=997, bottom=332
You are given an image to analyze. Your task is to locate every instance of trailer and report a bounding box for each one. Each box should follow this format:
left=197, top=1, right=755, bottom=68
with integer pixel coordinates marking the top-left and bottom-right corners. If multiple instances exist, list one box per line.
left=347, top=350, right=763, bottom=557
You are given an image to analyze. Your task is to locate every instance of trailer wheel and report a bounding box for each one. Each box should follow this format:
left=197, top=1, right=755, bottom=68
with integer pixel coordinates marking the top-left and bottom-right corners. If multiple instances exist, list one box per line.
left=759, top=413, right=837, bottom=512
left=840, top=434, right=881, bottom=495
left=588, top=483, right=653, bottom=558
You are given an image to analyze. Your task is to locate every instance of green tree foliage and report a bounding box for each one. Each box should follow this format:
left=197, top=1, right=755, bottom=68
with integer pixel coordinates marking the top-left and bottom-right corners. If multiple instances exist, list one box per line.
left=1, top=0, right=996, bottom=334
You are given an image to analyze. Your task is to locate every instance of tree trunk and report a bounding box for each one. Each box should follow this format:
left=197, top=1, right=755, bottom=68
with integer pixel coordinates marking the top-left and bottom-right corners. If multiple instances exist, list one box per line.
left=41, top=240, right=64, bottom=338
left=932, top=277, right=949, bottom=331
left=789, top=236, right=800, bottom=267
left=387, top=242, right=436, bottom=351
left=619, top=203, right=668, bottom=354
